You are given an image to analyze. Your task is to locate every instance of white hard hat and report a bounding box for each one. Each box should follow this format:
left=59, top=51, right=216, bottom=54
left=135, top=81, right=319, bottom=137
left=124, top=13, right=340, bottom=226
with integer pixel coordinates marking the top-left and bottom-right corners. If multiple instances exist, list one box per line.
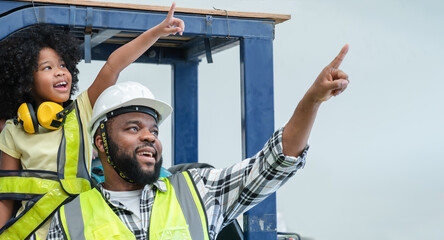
left=89, top=81, right=172, bottom=136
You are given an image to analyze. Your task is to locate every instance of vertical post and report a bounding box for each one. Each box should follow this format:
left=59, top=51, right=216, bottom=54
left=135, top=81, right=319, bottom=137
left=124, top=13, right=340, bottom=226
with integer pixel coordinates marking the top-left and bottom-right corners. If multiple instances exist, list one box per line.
left=172, top=61, right=199, bottom=165
left=83, top=7, right=93, bottom=63
left=240, top=37, right=276, bottom=240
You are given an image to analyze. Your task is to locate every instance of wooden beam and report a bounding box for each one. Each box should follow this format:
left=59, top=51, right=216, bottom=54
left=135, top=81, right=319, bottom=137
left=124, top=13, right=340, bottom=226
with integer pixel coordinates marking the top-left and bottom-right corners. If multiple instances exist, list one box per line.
left=11, top=0, right=291, bottom=24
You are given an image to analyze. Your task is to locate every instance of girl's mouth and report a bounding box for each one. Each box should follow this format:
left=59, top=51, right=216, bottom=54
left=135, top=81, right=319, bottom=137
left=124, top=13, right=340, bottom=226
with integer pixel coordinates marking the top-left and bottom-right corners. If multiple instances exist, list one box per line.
left=55, top=81, right=66, bottom=86
left=54, top=81, right=68, bottom=89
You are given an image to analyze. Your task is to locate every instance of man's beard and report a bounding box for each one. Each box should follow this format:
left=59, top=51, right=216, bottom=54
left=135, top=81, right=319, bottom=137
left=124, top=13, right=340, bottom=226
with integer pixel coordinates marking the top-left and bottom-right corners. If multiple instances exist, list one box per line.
left=108, top=139, right=162, bottom=185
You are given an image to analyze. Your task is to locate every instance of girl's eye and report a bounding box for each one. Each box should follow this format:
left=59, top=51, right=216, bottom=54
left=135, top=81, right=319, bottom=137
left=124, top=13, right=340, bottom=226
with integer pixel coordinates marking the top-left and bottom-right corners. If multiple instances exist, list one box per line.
left=60, top=63, right=66, bottom=68
left=43, top=66, right=51, bottom=70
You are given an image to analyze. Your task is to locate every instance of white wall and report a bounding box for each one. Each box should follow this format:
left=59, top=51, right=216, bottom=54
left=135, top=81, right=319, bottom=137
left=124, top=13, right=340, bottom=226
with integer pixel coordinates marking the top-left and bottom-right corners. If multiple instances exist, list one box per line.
left=76, top=0, right=444, bottom=239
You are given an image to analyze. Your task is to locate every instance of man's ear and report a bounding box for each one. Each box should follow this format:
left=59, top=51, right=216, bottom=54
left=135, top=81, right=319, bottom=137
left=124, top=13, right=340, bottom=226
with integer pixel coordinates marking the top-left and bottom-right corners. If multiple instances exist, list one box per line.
left=94, top=134, right=105, bottom=153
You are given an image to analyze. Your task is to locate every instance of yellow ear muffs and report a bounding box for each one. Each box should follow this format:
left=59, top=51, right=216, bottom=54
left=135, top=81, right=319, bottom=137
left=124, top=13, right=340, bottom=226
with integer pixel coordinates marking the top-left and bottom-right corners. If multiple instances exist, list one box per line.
left=16, top=101, right=72, bottom=134
left=17, top=103, right=39, bottom=134
left=37, top=102, right=64, bottom=130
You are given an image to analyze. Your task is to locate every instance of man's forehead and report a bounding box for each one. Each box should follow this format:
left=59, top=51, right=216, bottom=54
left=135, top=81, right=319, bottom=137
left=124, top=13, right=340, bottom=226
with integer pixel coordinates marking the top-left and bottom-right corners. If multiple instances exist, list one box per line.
left=114, top=112, right=158, bottom=126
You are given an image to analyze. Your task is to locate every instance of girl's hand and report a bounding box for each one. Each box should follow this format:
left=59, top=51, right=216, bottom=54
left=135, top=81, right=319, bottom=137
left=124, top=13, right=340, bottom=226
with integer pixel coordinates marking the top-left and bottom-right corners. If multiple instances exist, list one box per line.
left=154, top=3, right=185, bottom=37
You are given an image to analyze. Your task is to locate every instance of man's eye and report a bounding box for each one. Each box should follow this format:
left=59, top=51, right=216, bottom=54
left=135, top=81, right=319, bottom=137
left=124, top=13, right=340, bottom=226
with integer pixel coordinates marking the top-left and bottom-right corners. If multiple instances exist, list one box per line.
left=128, top=127, right=138, bottom=132
left=151, top=130, right=159, bottom=136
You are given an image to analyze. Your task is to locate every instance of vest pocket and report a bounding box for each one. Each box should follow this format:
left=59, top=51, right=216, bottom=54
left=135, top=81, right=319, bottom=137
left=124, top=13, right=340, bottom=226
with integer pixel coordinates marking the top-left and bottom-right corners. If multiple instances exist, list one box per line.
left=156, top=226, right=191, bottom=240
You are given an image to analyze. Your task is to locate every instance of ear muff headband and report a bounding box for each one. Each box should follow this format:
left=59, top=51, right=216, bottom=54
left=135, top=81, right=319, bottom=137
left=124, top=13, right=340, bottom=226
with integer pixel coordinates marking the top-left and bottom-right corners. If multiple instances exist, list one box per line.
left=17, top=103, right=38, bottom=134
left=16, top=101, right=75, bottom=134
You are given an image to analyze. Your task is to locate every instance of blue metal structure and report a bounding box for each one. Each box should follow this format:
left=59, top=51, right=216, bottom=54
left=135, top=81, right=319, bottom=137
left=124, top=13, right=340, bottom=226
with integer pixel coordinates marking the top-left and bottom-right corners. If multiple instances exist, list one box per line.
left=241, top=37, right=276, bottom=239
left=0, top=1, right=289, bottom=239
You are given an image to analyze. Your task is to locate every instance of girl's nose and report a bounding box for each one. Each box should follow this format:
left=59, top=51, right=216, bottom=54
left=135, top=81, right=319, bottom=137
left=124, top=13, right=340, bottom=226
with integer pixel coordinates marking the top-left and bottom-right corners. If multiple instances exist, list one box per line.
left=56, top=69, right=65, bottom=76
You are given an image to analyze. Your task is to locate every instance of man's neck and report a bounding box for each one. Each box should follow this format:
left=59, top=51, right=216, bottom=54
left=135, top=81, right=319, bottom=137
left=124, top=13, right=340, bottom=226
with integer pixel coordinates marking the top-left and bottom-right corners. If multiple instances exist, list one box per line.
left=102, top=179, right=145, bottom=191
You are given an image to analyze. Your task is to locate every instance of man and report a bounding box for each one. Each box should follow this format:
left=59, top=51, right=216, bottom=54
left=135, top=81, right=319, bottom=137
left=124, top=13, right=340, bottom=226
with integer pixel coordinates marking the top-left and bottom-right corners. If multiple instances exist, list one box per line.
left=46, top=45, right=350, bottom=240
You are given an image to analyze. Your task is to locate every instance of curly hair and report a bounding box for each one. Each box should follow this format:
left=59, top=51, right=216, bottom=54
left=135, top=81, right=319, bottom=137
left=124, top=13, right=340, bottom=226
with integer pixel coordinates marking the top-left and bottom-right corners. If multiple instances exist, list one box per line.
left=0, top=24, right=81, bottom=120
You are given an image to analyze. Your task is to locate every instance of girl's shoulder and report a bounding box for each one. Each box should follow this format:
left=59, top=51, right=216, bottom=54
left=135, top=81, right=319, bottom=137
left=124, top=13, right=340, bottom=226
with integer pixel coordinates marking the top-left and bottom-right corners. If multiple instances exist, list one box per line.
left=4, top=119, right=21, bottom=129
left=1, top=119, right=25, bottom=136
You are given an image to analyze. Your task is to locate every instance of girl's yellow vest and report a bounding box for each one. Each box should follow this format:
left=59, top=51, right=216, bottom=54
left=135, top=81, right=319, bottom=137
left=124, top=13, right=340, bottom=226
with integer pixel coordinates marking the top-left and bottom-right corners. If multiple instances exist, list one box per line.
left=0, top=102, right=91, bottom=240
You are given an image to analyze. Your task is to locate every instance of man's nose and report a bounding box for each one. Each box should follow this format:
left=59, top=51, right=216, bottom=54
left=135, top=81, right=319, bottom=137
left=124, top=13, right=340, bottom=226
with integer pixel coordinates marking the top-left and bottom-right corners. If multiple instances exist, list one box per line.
left=140, top=130, right=156, bottom=142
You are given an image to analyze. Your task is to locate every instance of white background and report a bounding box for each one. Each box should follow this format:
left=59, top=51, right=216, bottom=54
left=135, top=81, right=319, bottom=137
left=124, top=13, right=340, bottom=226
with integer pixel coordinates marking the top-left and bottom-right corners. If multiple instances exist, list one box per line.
left=75, top=0, right=444, bottom=239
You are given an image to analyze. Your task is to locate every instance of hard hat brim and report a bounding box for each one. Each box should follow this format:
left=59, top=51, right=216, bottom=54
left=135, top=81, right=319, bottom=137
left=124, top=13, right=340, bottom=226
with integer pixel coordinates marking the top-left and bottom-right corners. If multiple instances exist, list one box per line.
left=89, top=97, right=172, bottom=137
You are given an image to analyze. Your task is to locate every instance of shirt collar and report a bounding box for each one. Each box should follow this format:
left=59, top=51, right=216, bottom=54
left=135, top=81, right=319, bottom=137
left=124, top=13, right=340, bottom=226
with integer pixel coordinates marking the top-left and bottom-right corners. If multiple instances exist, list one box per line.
left=150, top=177, right=167, bottom=192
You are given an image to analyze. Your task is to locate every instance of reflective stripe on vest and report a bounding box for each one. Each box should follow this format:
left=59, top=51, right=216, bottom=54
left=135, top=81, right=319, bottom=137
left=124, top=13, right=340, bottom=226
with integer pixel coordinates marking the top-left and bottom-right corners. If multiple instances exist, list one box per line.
left=59, top=172, right=209, bottom=240
left=0, top=176, right=59, bottom=196
left=150, top=171, right=209, bottom=240
left=0, top=101, right=91, bottom=238
left=60, top=188, right=135, bottom=240
left=58, top=101, right=91, bottom=195
left=0, top=187, right=70, bottom=240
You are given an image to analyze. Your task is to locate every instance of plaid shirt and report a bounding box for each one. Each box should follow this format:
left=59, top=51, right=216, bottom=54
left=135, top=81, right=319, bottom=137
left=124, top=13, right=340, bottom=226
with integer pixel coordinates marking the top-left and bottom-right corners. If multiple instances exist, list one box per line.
left=46, top=127, right=308, bottom=240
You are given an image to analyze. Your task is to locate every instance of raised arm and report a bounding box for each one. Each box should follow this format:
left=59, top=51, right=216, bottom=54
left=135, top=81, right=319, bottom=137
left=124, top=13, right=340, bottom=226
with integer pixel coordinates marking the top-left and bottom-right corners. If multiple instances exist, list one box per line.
left=282, top=44, right=350, bottom=157
left=87, top=3, right=185, bottom=106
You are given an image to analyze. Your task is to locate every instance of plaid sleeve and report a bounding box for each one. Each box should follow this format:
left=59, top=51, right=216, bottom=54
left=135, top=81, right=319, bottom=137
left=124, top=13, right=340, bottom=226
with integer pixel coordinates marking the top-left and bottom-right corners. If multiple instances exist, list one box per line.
left=45, top=211, right=65, bottom=240
left=189, top=127, right=308, bottom=237
left=263, top=126, right=308, bottom=171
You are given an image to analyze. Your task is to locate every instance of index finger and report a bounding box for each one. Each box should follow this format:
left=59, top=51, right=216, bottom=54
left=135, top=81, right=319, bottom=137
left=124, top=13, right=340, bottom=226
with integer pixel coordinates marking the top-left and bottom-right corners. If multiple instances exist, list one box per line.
left=330, top=44, right=349, bottom=69
left=166, top=2, right=176, bottom=20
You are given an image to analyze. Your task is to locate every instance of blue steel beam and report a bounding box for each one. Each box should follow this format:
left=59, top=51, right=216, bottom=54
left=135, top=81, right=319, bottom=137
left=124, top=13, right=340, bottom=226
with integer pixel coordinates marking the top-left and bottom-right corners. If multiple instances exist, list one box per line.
left=88, top=38, right=236, bottom=63
left=0, top=2, right=29, bottom=15
left=0, top=4, right=275, bottom=41
left=89, top=44, right=187, bottom=64
left=172, top=61, right=199, bottom=165
left=240, top=37, right=277, bottom=240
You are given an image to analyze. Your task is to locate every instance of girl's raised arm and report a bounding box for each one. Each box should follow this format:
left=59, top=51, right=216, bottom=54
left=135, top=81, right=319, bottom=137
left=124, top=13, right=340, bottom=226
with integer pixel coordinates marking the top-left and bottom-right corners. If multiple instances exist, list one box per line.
left=87, top=3, right=184, bottom=106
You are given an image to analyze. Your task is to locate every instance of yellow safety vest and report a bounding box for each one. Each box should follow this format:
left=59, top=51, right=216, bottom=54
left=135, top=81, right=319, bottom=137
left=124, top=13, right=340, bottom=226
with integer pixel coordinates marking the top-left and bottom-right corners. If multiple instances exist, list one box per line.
left=60, top=188, right=135, bottom=240
left=59, top=171, right=209, bottom=240
left=0, top=101, right=91, bottom=239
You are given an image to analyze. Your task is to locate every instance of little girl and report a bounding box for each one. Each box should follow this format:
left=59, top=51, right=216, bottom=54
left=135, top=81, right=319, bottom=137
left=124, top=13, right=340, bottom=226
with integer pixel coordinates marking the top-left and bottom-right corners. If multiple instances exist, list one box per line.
left=0, top=3, right=184, bottom=239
